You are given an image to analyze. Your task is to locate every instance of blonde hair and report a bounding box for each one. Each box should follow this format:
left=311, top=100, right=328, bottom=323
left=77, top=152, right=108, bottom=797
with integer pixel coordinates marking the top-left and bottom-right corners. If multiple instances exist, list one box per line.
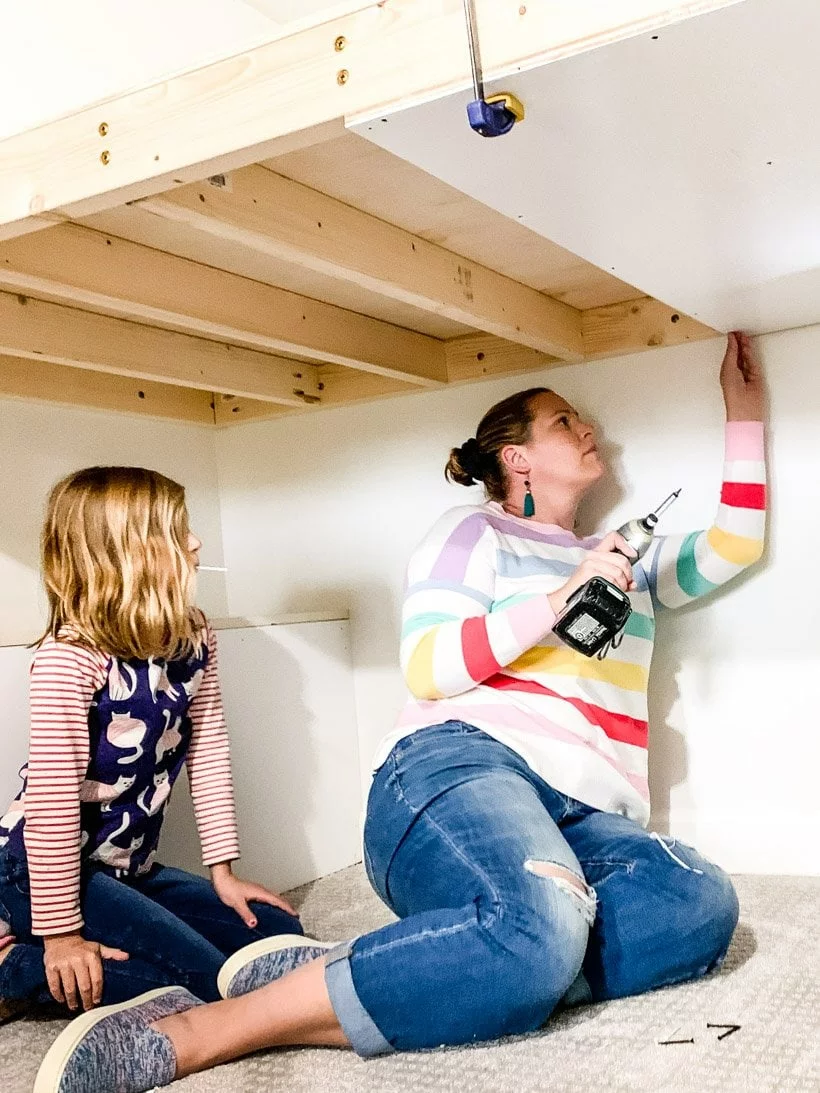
left=39, top=466, right=203, bottom=660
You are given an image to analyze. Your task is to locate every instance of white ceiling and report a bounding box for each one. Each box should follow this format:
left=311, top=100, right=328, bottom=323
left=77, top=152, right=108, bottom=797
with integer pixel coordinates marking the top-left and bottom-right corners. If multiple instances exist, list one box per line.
left=353, top=0, right=820, bottom=335
left=0, top=0, right=346, bottom=140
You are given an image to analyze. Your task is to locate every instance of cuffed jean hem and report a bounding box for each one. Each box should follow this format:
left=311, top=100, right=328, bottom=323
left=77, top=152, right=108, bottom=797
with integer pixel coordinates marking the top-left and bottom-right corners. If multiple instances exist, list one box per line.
left=324, top=941, right=394, bottom=1058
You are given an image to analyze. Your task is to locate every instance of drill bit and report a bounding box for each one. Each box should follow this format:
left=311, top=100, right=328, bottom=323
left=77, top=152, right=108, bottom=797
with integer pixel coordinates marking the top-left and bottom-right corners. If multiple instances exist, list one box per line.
left=651, top=489, right=682, bottom=520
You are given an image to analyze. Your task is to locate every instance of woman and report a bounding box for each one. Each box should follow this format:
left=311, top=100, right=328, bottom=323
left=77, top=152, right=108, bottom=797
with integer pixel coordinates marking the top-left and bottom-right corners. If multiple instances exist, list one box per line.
left=34, top=332, right=767, bottom=1092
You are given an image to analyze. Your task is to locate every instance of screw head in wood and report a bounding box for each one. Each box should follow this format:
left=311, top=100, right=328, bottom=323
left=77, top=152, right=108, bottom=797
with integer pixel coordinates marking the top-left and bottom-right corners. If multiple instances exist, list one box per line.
left=100, top=150, right=110, bottom=165
left=98, top=122, right=109, bottom=137
left=334, top=35, right=347, bottom=51
left=337, top=68, right=349, bottom=85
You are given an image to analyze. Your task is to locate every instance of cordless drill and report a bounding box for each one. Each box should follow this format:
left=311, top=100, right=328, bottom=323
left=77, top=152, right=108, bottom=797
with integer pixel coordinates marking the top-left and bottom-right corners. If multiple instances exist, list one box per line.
left=553, top=491, right=681, bottom=658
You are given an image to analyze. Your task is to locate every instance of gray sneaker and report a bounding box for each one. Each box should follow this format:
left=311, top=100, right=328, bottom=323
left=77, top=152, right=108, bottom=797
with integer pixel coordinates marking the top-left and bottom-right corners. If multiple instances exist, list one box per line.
left=217, top=933, right=335, bottom=999
left=33, top=985, right=202, bottom=1093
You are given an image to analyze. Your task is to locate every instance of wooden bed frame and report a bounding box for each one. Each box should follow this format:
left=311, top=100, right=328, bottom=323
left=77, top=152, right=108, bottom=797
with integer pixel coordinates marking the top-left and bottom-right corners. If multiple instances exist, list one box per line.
left=0, top=1, right=739, bottom=426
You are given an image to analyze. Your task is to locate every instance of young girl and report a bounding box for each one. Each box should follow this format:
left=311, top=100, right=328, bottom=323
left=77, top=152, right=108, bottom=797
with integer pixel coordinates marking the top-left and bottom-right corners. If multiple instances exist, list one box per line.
left=0, top=466, right=302, bottom=1021
left=33, top=333, right=767, bottom=1093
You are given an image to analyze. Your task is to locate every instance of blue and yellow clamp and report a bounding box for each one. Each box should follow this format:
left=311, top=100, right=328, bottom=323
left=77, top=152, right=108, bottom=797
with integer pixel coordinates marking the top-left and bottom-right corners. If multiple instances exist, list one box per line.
left=462, top=0, right=525, bottom=138
left=466, top=91, right=525, bottom=138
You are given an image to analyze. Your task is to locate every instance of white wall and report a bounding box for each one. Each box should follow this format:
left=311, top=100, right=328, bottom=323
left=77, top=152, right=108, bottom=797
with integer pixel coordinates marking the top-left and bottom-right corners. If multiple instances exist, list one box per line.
left=216, top=326, right=820, bottom=875
left=0, top=398, right=228, bottom=647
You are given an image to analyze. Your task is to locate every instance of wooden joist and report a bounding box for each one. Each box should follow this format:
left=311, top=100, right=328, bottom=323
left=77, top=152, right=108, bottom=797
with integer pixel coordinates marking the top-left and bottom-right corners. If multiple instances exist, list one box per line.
left=582, top=298, right=715, bottom=359
left=0, top=222, right=447, bottom=386
left=0, top=291, right=320, bottom=406
left=0, top=1, right=745, bottom=238
left=136, top=167, right=585, bottom=361
left=0, top=355, right=215, bottom=423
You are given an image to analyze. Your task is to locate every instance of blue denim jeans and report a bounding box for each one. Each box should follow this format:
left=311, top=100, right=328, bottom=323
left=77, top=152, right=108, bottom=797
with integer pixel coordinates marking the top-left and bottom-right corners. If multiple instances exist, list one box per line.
left=325, top=721, right=739, bottom=1056
left=0, top=855, right=302, bottom=1006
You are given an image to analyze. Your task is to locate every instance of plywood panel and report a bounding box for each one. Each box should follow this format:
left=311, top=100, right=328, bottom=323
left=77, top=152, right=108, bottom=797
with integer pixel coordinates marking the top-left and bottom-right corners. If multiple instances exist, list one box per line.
left=266, top=132, right=641, bottom=309
left=355, top=0, right=820, bottom=336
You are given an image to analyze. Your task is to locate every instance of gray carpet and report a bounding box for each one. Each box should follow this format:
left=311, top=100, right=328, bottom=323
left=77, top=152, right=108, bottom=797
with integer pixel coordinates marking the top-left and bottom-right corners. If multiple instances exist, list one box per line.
left=1, top=867, right=817, bottom=1092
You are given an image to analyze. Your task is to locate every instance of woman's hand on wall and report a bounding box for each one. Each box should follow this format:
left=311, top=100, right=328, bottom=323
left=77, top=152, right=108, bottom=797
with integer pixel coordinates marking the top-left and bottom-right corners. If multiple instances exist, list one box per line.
left=43, top=932, right=129, bottom=1011
left=548, top=532, right=637, bottom=614
left=210, top=861, right=298, bottom=926
left=721, top=331, right=766, bottom=422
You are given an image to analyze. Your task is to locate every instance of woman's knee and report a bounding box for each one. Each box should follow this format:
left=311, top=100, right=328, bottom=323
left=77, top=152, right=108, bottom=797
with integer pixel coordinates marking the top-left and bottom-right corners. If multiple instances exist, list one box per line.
left=652, top=835, right=739, bottom=958
left=478, top=879, right=592, bottom=1034
left=692, top=862, right=739, bottom=966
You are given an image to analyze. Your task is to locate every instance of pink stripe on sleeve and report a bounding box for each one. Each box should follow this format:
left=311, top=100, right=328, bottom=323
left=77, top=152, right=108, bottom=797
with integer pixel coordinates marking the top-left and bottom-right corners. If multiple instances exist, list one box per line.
left=506, top=595, right=557, bottom=650
left=23, top=640, right=109, bottom=936
left=725, top=421, right=765, bottom=461
left=186, top=627, right=241, bottom=867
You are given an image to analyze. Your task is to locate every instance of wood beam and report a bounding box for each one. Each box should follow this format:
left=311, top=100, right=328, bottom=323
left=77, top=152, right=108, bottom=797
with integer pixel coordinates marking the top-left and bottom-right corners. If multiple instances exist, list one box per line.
left=0, top=355, right=214, bottom=423
left=137, top=167, right=584, bottom=361
left=581, top=298, right=716, bottom=359
left=0, top=1, right=745, bottom=237
left=0, top=292, right=320, bottom=406
left=213, top=365, right=418, bottom=425
left=445, top=335, right=560, bottom=384
left=0, top=222, right=446, bottom=386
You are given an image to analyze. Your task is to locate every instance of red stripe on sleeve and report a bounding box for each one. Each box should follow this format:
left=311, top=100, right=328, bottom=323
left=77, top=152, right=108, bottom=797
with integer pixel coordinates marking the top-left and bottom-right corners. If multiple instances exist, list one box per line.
left=721, top=481, right=766, bottom=509
left=461, top=615, right=503, bottom=684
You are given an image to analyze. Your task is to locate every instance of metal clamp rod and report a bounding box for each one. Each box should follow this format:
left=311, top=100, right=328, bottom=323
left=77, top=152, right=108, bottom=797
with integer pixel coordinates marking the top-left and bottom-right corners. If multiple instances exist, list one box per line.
left=462, top=0, right=485, bottom=102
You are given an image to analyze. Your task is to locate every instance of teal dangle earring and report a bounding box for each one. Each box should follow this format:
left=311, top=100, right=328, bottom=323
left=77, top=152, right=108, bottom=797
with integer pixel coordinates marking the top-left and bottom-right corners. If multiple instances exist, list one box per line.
left=523, top=478, right=535, bottom=518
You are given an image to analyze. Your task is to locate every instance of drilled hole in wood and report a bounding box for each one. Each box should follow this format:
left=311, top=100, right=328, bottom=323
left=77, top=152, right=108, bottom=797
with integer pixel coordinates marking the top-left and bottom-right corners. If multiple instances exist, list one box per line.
left=136, top=391, right=146, bottom=399
left=671, top=313, right=680, bottom=323
left=199, top=193, right=206, bottom=202
left=106, top=239, right=112, bottom=246
left=232, top=406, right=240, bottom=413
left=476, top=352, right=485, bottom=361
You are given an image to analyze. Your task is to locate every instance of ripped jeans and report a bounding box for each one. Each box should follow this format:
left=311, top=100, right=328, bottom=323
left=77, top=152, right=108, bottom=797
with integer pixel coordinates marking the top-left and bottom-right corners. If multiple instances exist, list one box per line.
left=324, top=721, right=738, bottom=1056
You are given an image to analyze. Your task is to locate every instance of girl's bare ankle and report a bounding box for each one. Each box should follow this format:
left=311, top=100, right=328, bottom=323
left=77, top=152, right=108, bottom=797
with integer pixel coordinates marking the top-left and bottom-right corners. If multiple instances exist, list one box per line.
left=151, top=1009, right=201, bottom=1078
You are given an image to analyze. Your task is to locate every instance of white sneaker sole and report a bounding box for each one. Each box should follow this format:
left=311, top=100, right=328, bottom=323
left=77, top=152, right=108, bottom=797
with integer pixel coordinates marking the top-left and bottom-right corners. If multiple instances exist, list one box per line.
left=33, top=986, right=178, bottom=1093
left=217, top=934, right=334, bottom=999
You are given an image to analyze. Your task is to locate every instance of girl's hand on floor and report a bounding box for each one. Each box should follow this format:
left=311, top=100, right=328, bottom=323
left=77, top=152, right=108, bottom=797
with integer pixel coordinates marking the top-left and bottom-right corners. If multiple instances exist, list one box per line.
left=43, top=932, right=129, bottom=1011
left=210, top=863, right=298, bottom=927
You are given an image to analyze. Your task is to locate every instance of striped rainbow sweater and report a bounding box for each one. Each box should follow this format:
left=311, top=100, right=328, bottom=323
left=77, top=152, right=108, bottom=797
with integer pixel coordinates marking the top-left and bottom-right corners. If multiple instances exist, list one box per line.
left=374, top=422, right=766, bottom=824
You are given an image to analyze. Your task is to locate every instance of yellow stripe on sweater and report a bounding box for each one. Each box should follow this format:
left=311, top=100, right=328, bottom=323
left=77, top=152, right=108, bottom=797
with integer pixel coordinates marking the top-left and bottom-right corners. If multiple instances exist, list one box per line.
left=511, top=645, right=648, bottom=692
left=707, top=526, right=764, bottom=566
left=404, top=629, right=443, bottom=700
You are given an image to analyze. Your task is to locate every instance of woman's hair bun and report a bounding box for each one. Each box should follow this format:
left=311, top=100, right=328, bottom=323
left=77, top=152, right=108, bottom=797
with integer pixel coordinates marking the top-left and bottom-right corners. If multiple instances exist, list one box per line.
left=445, top=437, right=487, bottom=487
